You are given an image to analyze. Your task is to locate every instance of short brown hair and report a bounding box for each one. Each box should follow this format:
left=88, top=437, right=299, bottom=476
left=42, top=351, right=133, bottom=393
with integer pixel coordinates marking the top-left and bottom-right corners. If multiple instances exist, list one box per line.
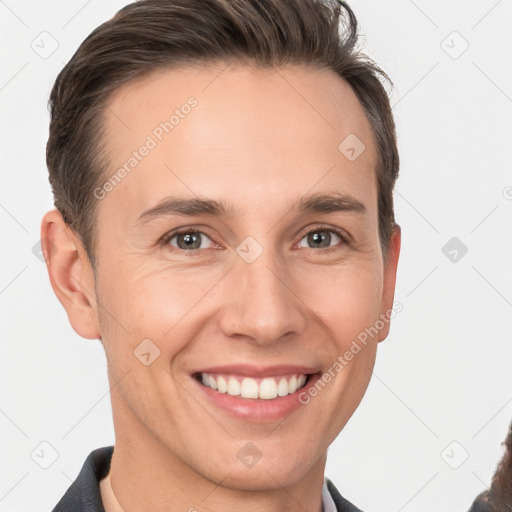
left=46, top=0, right=399, bottom=270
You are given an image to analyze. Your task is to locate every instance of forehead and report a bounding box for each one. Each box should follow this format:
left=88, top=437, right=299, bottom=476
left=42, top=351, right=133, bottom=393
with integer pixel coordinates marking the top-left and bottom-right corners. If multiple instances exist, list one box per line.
left=99, top=63, right=378, bottom=222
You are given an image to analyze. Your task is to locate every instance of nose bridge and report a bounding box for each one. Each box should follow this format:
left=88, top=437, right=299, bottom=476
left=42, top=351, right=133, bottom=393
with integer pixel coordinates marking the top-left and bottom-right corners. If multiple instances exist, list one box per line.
left=219, top=240, right=307, bottom=345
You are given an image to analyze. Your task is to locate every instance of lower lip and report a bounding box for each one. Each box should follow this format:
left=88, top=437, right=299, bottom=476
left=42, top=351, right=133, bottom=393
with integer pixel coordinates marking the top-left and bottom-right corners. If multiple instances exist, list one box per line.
left=194, top=374, right=321, bottom=422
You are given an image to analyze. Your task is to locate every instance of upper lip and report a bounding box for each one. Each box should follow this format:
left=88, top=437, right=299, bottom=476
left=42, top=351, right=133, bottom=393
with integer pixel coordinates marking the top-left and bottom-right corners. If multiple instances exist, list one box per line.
left=193, top=364, right=320, bottom=378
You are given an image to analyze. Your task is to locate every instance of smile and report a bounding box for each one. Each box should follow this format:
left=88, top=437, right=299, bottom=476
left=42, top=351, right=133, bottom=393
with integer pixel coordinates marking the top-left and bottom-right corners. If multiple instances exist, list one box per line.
left=199, top=372, right=308, bottom=400
left=192, top=365, right=321, bottom=421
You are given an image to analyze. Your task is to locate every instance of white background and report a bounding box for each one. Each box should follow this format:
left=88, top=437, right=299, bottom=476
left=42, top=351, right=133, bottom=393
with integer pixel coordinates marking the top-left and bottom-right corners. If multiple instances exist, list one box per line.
left=1, top=1, right=511, bottom=511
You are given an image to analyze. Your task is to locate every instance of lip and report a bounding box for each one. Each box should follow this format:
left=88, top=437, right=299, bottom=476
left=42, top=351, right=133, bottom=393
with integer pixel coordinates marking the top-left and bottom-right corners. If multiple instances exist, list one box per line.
left=191, top=365, right=322, bottom=423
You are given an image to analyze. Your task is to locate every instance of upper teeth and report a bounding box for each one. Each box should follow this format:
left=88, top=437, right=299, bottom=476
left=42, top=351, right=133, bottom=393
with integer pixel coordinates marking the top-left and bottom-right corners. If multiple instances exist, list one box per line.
left=200, top=373, right=307, bottom=400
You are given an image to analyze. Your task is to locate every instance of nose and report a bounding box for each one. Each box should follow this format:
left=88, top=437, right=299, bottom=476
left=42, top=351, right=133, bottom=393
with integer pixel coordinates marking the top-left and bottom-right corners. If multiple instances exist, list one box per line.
left=217, top=248, right=308, bottom=347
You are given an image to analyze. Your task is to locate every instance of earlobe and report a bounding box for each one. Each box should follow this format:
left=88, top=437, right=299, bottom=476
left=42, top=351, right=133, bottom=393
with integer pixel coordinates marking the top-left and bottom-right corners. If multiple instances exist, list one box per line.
left=41, top=209, right=101, bottom=340
left=378, top=223, right=401, bottom=343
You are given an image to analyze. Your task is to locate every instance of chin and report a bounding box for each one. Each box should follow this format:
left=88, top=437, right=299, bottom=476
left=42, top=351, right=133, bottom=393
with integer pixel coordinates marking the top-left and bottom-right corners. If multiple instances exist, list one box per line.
left=218, top=462, right=311, bottom=491
left=204, top=445, right=322, bottom=492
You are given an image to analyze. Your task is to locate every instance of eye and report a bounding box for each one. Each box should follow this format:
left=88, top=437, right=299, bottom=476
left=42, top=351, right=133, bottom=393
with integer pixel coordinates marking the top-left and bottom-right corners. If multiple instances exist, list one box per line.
left=162, top=229, right=217, bottom=252
left=160, top=225, right=349, bottom=254
left=296, top=226, right=348, bottom=253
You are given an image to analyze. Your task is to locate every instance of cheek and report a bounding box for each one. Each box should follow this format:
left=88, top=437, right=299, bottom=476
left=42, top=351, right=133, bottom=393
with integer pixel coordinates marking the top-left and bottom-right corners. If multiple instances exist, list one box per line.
left=99, top=259, right=197, bottom=330
left=97, top=263, right=224, bottom=374
left=295, top=263, right=383, bottom=347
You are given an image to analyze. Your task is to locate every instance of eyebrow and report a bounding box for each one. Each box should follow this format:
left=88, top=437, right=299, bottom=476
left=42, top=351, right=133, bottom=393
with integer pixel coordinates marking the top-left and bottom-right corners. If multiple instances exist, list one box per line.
left=135, top=191, right=367, bottom=227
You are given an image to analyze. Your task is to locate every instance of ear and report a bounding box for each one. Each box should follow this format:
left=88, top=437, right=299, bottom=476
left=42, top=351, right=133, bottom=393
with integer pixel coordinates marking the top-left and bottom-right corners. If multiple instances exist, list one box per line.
left=40, top=209, right=101, bottom=340
left=378, top=223, right=401, bottom=342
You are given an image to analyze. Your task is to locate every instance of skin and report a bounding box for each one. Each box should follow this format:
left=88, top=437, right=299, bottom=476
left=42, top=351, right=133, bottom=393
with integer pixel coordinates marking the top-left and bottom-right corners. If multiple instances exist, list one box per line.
left=42, top=63, right=400, bottom=512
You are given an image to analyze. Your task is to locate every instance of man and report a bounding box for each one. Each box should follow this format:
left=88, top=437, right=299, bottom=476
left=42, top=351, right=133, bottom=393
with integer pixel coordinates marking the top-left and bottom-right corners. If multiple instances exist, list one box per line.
left=41, top=0, right=401, bottom=510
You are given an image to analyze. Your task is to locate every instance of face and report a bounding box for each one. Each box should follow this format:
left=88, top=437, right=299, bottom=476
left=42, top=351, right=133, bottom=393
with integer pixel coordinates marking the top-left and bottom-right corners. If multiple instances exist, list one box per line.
left=46, top=63, right=400, bottom=491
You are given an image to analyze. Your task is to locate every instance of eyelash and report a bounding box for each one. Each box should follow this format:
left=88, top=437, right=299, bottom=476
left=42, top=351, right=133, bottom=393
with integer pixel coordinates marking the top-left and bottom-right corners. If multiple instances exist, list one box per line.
left=159, top=225, right=350, bottom=255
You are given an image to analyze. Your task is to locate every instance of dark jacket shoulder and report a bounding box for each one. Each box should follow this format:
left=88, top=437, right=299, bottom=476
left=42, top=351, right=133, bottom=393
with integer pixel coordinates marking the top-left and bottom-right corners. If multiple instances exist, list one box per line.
left=326, top=478, right=364, bottom=512
left=51, top=446, right=113, bottom=512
